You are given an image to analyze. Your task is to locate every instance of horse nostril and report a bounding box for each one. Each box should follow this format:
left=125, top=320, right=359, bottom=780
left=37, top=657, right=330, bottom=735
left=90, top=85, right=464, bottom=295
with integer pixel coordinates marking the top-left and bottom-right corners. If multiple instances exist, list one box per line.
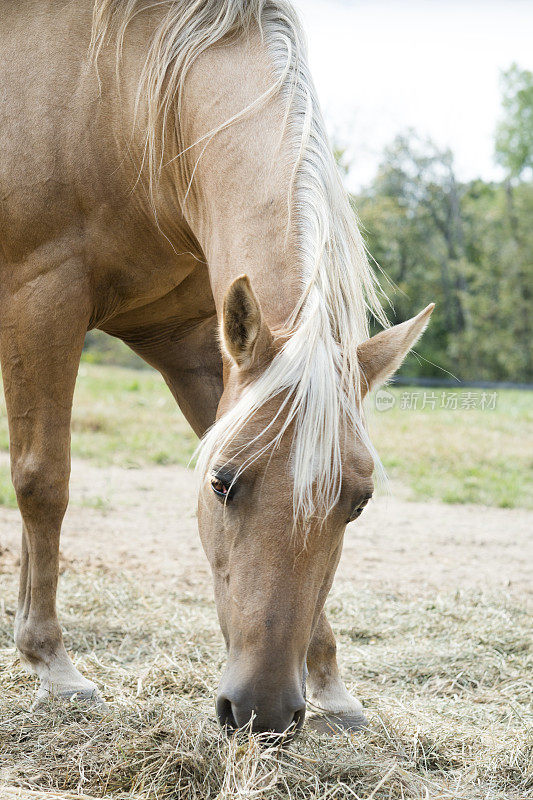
left=216, top=695, right=237, bottom=732
left=292, top=705, right=306, bottom=732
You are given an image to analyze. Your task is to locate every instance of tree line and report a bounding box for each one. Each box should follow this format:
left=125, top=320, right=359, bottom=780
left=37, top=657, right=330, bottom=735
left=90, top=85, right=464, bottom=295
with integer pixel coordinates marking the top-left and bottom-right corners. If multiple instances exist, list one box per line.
left=353, top=64, right=532, bottom=383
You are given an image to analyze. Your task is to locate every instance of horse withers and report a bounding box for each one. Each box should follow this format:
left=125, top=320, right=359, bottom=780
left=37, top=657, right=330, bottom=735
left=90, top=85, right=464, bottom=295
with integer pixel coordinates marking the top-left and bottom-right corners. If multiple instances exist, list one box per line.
left=0, top=0, right=433, bottom=736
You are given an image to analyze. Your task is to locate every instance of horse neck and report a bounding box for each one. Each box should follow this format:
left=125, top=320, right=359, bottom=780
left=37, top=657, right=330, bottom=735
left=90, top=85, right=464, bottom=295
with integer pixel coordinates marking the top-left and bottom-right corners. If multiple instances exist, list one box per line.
left=177, top=31, right=303, bottom=331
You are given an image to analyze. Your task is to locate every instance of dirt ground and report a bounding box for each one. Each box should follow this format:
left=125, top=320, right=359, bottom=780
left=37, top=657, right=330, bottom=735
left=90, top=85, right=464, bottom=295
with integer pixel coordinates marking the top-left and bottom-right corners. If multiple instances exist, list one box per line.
left=0, top=455, right=531, bottom=599
left=1, top=455, right=531, bottom=800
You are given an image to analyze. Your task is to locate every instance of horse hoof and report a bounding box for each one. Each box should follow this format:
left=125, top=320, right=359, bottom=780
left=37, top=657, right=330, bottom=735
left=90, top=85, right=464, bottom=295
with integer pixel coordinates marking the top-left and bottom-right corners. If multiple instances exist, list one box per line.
left=307, top=711, right=368, bottom=734
left=31, top=686, right=108, bottom=712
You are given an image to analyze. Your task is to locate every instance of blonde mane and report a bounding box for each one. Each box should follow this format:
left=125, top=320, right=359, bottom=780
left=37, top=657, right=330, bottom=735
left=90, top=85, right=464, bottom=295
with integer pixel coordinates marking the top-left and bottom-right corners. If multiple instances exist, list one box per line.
left=91, top=0, right=388, bottom=523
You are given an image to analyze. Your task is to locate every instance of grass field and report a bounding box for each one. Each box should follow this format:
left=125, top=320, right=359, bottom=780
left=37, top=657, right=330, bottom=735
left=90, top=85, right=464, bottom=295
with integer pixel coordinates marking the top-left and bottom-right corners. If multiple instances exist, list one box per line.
left=1, top=359, right=531, bottom=508
left=368, top=385, right=533, bottom=508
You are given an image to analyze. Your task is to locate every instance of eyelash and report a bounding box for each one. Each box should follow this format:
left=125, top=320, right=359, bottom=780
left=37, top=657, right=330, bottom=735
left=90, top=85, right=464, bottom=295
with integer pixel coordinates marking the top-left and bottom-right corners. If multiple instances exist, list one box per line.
left=348, top=496, right=371, bottom=522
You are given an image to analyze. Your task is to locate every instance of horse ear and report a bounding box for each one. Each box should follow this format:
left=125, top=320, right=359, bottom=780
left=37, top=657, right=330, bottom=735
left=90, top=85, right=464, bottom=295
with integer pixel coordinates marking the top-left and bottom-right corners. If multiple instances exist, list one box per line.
left=357, top=304, right=435, bottom=393
left=222, top=275, right=273, bottom=369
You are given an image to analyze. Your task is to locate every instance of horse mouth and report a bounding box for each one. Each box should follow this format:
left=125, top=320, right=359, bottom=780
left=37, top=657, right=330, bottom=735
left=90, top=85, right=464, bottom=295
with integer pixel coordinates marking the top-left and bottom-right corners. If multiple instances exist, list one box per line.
left=215, top=696, right=305, bottom=742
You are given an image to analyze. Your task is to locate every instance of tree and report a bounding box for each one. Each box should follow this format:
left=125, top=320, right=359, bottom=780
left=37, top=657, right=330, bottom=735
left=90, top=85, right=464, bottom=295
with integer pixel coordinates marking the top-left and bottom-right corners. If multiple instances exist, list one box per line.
left=495, top=64, right=533, bottom=181
left=356, top=134, right=472, bottom=376
left=354, top=130, right=532, bottom=382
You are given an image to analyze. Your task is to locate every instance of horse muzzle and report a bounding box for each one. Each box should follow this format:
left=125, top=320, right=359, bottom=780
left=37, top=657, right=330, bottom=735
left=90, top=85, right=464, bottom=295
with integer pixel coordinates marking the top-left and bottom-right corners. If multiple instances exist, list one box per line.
left=216, top=678, right=306, bottom=737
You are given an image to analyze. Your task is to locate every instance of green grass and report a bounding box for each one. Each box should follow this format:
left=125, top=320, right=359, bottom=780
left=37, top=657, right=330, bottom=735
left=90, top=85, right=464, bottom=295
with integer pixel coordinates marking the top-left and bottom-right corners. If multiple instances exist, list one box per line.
left=0, top=465, right=17, bottom=508
left=71, top=363, right=197, bottom=468
left=0, top=363, right=196, bottom=471
left=369, top=386, right=533, bottom=508
left=0, top=363, right=531, bottom=508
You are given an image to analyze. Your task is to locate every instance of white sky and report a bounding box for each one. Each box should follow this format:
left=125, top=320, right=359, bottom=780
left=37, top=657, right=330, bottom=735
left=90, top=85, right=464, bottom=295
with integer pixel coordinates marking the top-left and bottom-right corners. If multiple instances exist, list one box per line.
left=293, top=0, right=533, bottom=190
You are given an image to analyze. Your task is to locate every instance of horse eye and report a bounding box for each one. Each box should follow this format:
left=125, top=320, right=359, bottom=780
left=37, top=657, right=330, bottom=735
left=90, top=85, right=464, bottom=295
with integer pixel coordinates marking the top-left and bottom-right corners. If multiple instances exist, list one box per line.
left=211, top=478, right=228, bottom=496
left=347, top=495, right=371, bottom=523
left=211, top=475, right=234, bottom=501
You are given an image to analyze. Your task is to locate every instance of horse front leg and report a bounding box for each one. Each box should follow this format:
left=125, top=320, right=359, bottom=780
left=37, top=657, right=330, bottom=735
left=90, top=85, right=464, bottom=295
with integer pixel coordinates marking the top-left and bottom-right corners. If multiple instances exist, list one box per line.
left=306, top=610, right=368, bottom=732
left=1, top=269, right=102, bottom=707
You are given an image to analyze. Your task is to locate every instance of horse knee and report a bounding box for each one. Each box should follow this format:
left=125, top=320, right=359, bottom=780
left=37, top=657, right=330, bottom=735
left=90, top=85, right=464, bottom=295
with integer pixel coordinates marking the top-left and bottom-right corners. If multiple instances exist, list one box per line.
left=15, top=617, right=62, bottom=665
left=12, top=458, right=68, bottom=520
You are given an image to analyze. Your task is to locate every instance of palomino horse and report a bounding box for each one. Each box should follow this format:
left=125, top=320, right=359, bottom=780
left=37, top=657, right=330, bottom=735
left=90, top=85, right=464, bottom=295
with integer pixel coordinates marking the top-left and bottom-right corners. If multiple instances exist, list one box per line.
left=0, top=0, right=433, bottom=735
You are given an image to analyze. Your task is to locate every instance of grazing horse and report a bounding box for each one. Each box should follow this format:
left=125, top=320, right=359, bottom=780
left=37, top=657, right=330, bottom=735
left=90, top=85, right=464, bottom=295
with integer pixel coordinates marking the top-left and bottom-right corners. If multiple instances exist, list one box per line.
left=0, top=0, right=433, bottom=735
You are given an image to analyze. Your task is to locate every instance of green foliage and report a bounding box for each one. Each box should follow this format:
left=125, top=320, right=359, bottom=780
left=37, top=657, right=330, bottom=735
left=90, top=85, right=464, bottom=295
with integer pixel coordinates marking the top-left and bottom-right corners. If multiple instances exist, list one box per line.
left=356, top=130, right=533, bottom=382
left=495, top=64, right=533, bottom=179
left=83, top=330, right=149, bottom=369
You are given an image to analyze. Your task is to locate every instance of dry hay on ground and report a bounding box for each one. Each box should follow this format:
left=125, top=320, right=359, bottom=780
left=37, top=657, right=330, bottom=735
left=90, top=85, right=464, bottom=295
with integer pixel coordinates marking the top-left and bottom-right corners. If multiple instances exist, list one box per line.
left=0, top=570, right=531, bottom=800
